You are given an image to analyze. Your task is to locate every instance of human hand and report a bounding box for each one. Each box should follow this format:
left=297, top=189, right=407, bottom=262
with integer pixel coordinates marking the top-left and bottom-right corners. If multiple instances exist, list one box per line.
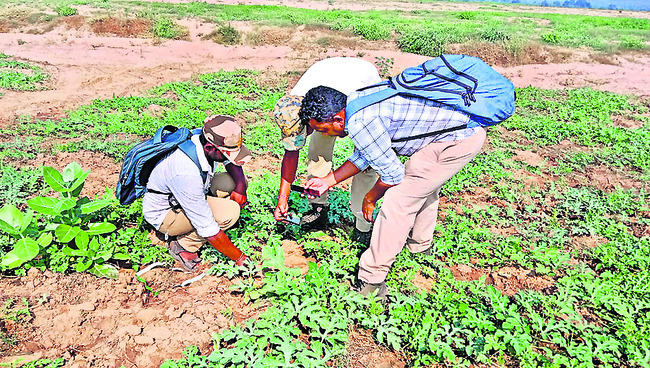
left=230, top=191, right=247, bottom=209
left=274, top=196, right=289, bottom=221
left=305, top=176, right=335, bottom=198
left=362, top=195, right=376, bottom=222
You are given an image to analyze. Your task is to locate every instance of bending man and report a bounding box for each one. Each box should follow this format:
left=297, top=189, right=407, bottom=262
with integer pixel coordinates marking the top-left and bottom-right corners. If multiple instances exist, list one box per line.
left=273, top=57, right=381, bottom=244
left=300, top=86, right=488, bottom=298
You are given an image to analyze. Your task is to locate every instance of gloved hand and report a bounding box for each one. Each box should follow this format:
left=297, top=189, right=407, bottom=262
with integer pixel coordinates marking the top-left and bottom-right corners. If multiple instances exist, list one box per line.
left=206, top=230, right=247, bottom=266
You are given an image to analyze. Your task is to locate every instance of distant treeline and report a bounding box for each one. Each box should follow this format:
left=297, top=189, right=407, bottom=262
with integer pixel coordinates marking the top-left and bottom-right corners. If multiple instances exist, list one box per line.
left=451, top=0, right=650, bottom=11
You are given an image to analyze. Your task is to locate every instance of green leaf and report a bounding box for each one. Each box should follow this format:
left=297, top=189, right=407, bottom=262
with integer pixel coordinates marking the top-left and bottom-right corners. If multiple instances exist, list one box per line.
left=75, top=258, right=92, bottom=272
left=62, top=162, right=83, bottom=183
left=0, top=204, right=23, bottom=234
left=18, top=210, right=33, bottom=233
left=54, top=198, right=76, bottom=214
left=88, top=263, right=118, bottom=278
left=97, top=249, right=113, bottom=262
left=69, top=170, right=91, bottom=197
left=27, top=197, right=61, bottom=216
left=55, top=224, right=81, bottom=243
left=13, top=238, right=40, bottom=262
left=75, top=231, right=89, bottom=250
left=0, top=218, right=19, bottom=235
left=0, top=252, right=22, bottom=269
left=86, top=222, right=116, bottom=236
left=43, top=166, right=67, bottom=192
left=113, top=253, right=129, bottom=260
left=37, top=232, right=53, bottom=247
left=88, top=237, right=100, bottom=251
left=80, top=200, right=111, bottom=215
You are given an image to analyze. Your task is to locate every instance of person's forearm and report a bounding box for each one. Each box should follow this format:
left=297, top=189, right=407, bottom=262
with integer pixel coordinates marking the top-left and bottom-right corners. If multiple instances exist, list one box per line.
left=331, top=160, right=362, bottom=185
left=314, top=160, right=362, bottom=192
left=225, top=163, right=248, bottom=193
left=206, top=230, right=246, bottom=266
left=279, top=150, right=300, bottom=197
left=366, top=178, right=394, bottom=203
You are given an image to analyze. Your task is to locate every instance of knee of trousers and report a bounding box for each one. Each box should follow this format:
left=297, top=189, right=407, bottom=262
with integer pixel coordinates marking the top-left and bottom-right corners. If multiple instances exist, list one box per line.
left=218, top=201, right=241, bottom=230
left=210, top=172, right=237, bottom=197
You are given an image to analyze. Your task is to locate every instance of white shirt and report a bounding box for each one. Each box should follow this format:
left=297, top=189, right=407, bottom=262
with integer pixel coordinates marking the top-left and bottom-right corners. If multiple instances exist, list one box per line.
left=142, top=135, right=220, bottom=238
left=290, top=57, right=382, bottom=97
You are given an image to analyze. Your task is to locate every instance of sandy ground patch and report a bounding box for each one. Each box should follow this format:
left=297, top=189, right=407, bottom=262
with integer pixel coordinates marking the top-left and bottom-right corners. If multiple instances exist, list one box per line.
left=1, top=23, right=648, bottom=125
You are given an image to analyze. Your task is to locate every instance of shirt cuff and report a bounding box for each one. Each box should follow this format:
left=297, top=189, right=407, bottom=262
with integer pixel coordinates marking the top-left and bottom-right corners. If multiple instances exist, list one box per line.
left=378, top=166, right=404, bottom=186
left=196, top=223, right=221, bottom=239
left=348, top=151, right=371, bottom=171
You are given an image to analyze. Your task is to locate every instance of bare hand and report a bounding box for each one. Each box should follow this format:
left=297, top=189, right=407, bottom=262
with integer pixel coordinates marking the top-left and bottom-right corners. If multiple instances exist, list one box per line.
left=305, top=177, right=333, bottom=198
left=274, top=196, right=289, bottom=221
left=362, top=195, right=376, bottom=222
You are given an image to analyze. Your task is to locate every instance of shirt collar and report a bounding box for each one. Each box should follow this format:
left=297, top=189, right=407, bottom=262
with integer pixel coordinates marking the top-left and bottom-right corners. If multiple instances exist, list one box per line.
left=191, top=134, right=213, bottom=173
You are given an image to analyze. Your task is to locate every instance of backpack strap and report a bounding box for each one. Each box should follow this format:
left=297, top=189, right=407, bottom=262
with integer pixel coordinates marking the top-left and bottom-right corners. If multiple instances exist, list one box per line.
left=145, top=136, right=209, bottom=201
left=346, top=84, right=398, bottom=122
left=391, top=124, right=468, bottom=143
left=153, top=125, right=180, bottom=143
left=177, top=139, right=208, bottom=183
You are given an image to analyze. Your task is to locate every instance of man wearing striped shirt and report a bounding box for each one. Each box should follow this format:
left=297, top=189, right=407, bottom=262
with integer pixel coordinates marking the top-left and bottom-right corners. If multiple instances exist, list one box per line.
left=300, top=85, right=488, bottom=299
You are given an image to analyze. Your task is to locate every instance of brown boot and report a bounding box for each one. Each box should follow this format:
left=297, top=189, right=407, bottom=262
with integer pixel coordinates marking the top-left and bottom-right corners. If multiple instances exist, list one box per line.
left=168, top=241, right=202, bottom=272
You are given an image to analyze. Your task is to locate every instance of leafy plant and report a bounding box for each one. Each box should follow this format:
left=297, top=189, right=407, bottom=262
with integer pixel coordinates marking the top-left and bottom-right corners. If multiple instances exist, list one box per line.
left=0, top=164, right=43, bottom=205
left=398, top=27, right=448, bottom=57
left=352, top=21, right=391, bottom=41
left=207, top=24, right=241, bottom=45
left=620, top=35, right=644, bottom=49
left=479, top=26, right=510, bottom=42
left=54, top=5, right=77, bottom=16
left=457, top=11, right=477, bottom=20
left=152, top=17, right=187, bottom=39
left=0, top=163, right=124, bottom=277
left=0, top=54, right=49, bottom=91
left=374, top=56, right=394, bottom=79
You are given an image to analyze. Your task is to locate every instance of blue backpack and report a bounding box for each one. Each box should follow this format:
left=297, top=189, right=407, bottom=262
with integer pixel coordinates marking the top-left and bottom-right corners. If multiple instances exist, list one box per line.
left=346, top=54, right=515, bottom=140
left=116, top=125, right=206, bottom=205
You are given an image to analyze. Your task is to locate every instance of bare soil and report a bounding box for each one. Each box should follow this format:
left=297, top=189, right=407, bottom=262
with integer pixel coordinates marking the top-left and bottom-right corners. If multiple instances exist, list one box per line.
left=1, top=17, right=649, bottom=124
left=1, top=1, right=649, bottom=366
left=1, top=267, right=260, bottom=367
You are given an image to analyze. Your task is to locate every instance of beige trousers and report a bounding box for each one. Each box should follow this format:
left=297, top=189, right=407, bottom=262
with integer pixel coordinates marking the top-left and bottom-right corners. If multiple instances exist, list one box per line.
left=158, top=172, right=241, bottom=252
left=307, top=131, right=377, bottom=232
left=358, top=128, right=487, bottom=283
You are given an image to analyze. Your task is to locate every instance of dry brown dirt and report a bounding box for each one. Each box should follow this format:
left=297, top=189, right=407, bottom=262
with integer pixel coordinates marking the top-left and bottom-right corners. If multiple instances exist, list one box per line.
left=1, top=17, right=649, bottom=125
left=1, top=266, right=260, bottom=367
left=1, top=1, right=649, bottom=367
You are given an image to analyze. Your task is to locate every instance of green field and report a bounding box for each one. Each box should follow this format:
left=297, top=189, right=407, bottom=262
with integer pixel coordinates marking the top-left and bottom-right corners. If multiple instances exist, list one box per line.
left=1, top=0, right=649, bottom=367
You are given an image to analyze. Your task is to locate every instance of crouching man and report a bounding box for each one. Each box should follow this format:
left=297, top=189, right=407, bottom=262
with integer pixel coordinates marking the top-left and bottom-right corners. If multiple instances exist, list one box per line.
left=143, top=115, right=251, bottom=271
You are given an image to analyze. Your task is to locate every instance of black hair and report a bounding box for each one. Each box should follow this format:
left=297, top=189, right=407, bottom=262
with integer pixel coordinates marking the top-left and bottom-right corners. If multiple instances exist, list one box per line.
left=199, top=132, right=208, bottom=146
left=298, top=86, right=347, bottom=126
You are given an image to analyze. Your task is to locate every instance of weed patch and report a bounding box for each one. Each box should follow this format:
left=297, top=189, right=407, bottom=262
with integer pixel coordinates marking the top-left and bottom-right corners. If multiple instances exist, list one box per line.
left=151, top=17, right=187, bottom=40
left=54, top=4, right=76, bottom=17
left=0, top=53, right=48, bottom=91
left=204, top=24, right=241, bottom=45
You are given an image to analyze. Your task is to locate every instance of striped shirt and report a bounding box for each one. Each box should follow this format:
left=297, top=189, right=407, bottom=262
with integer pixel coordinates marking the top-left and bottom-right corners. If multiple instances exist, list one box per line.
left=346, top=85, right=478, bottom=185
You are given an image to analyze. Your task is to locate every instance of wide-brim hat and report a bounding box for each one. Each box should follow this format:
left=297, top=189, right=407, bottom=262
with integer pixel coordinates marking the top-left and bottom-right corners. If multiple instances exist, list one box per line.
left=203, top=115, right=252, bottom=166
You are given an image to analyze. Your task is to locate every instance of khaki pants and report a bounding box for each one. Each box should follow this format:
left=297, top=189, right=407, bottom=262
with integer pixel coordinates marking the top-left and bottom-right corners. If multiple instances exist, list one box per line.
left=307, top=131, right=377, bottom=232
left=358, top=128, right=487, bottom=283
left=158, top=172, right=241, bottom=252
